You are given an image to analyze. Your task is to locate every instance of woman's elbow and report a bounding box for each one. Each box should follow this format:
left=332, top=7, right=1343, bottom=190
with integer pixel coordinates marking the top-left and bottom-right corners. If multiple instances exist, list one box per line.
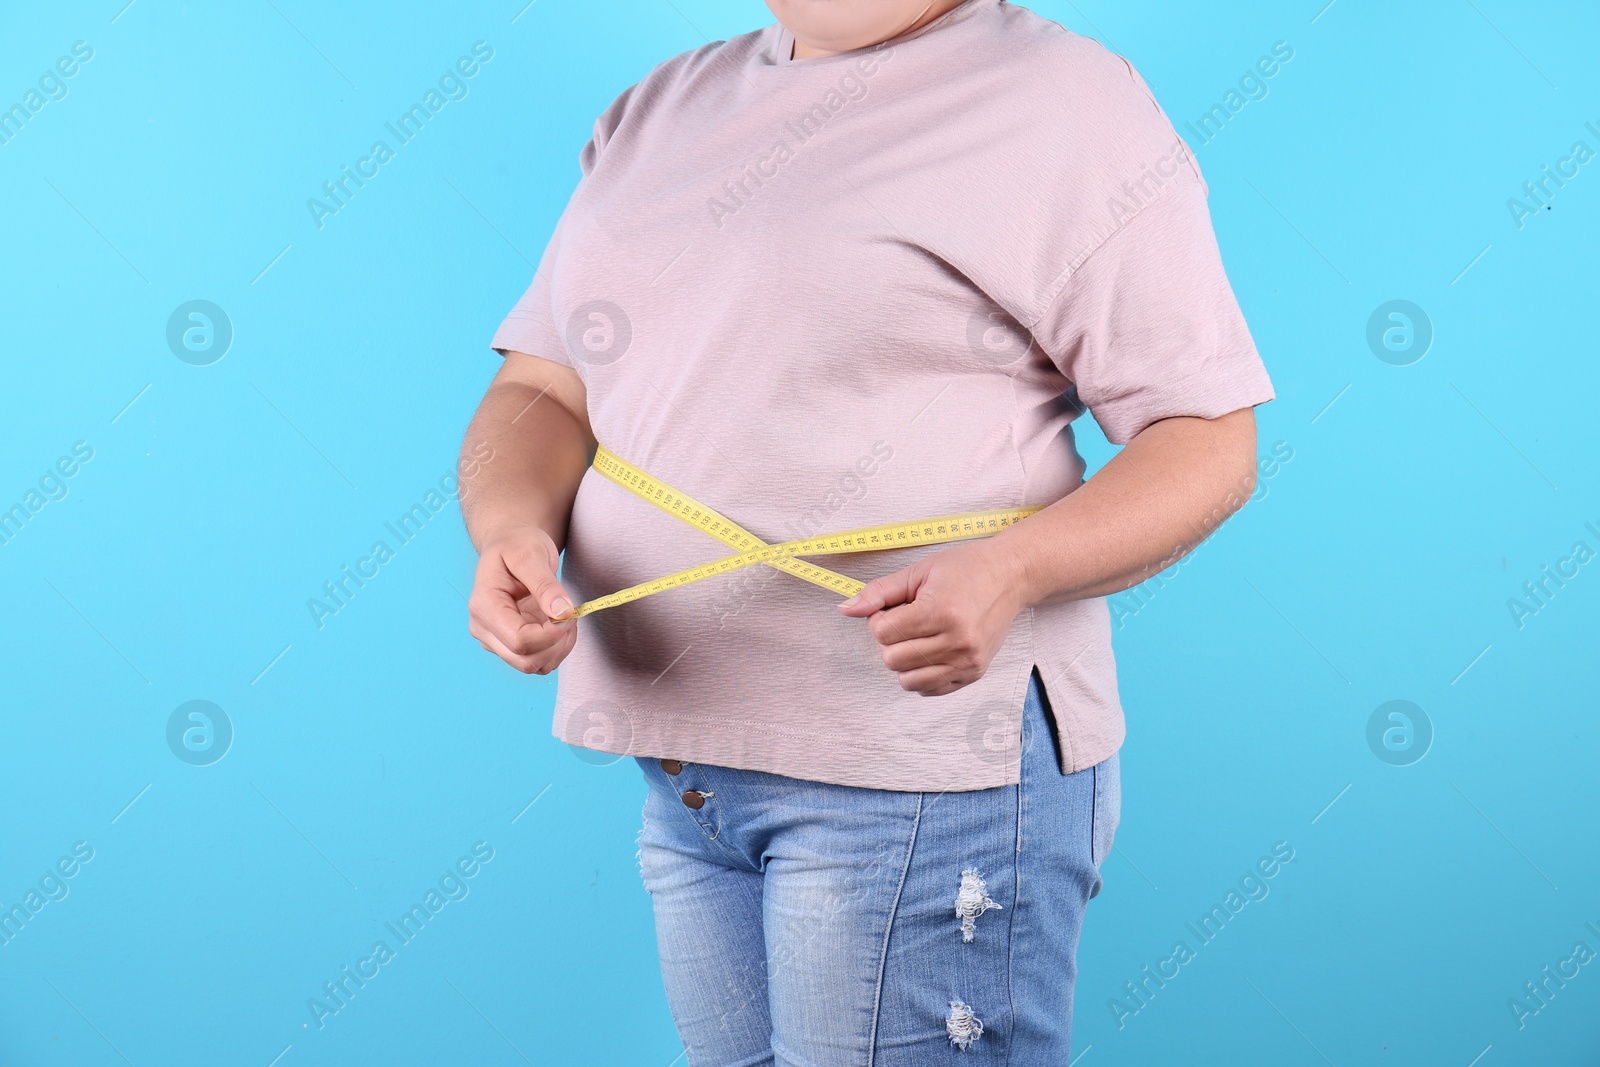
left=1215, top=406, right=1260, bottom=513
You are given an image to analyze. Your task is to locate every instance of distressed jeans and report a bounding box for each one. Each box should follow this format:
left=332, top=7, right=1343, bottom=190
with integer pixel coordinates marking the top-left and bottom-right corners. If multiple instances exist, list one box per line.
left=634, top=668, right=1120, bottom=1066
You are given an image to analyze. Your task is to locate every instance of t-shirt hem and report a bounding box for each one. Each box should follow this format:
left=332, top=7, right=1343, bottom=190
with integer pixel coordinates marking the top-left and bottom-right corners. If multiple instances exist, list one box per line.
left=1095, top=372, right=1278, bottom=446
left=566, top=725, right=1127, bottom=792
left=555, top=716, right=1046, bottom=792
left=490, top=311, right=570, bottom=366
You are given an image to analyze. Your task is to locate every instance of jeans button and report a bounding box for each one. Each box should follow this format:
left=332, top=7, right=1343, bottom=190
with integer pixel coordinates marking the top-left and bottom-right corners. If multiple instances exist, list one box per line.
left=681, top=790, right=705, bottom=810
left=660, top=759, right=683, bottom=775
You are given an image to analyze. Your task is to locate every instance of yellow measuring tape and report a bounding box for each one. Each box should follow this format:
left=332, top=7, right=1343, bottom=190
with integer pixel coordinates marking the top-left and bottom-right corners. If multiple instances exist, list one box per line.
left=569, top=446, right=1042, bottom=617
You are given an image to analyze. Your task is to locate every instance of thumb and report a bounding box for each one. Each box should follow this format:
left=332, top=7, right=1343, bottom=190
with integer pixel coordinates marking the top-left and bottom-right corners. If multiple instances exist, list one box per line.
left=532, top=574, right=576, bottom=621
left=505, top=542, right=575, bottom=621
left=838, top=565, right=920, bottom=617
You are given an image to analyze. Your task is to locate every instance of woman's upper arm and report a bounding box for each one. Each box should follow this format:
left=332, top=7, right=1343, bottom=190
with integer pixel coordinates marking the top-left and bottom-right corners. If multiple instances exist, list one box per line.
left=490, top=350, right=592, bottom=439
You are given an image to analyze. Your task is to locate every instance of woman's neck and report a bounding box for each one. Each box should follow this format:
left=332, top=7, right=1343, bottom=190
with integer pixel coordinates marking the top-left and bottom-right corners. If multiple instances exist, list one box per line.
left=790, top=0, right=969, bottom=59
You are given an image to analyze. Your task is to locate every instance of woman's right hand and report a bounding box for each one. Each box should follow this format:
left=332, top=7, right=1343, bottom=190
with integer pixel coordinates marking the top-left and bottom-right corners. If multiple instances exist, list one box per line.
left=468, top=524, right=578, bottom=675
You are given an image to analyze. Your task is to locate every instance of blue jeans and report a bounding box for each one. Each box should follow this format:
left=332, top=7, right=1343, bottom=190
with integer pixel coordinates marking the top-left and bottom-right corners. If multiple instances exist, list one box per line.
left=635, top=669, right=1120, bottom=1066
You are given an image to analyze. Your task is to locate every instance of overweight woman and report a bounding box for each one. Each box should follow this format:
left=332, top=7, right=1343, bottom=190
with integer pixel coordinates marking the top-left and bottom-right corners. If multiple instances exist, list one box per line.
left=458, top=0, right=1274, bottom=1061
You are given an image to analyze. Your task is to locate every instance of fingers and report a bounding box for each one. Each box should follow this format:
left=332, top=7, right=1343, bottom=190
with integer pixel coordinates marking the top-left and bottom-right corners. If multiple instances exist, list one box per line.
left=837, top=564, right=922, bottom=617
left=471, top=571, right=566, bottom=655
left=503, top=537, right=575, bottom=621
left=867, top=599, right=945, bottom=644
left=840, top=559, right=990, bottom=695
left=870, top=630, right=983, bottom=694
left=893, top=663, right=971, bottom=696
left=469, top=535, right=578, bottom=673
left=472, top=613, right=576, bottom=675
left=877, top=633, right=966, bottom=674
left=864, top=612, right=975, bottom=694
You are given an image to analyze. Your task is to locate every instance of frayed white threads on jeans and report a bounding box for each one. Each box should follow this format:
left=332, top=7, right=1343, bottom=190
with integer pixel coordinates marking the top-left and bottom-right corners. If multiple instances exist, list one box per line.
left=955, top=866, right=1002, bottom=942
left=946, top=998, right=984, bottom=1050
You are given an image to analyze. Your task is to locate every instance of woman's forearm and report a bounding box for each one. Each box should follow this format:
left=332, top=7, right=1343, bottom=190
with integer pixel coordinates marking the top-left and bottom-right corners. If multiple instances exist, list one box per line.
left=993, top=408, right=1260, bottom=609
left=459, top=377, right=593, bottom=554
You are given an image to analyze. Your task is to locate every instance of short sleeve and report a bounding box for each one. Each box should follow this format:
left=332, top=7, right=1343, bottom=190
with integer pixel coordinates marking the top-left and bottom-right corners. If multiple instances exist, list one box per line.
left=489, top=82, right=639, bottom=364
left=490, top=217, right=572, bottom=365
left=1028, top=174, right=1275, bottom=445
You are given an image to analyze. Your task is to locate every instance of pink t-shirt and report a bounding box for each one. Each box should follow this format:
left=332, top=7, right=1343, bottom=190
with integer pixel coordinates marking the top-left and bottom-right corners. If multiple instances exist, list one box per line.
left=491, top=0, right=1275, bottom=791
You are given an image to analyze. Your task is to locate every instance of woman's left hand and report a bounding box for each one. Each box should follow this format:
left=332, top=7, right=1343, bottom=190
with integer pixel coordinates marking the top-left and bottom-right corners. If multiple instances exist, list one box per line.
left=838, top=540, right=1028, bottom=696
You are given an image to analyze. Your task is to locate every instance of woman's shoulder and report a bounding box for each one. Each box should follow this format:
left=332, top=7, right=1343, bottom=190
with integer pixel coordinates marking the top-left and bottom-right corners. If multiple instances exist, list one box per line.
left=985, top=5, right=1166, bottom=113
left=597, top=29, right=766, bottom=123
left=580, top=30, right=766, bottom=170
left=987, top=3, right=1137, bottom=74
left=967, top=5, right=1184, bottom=170
left=629, top=27, right=769, bottom=102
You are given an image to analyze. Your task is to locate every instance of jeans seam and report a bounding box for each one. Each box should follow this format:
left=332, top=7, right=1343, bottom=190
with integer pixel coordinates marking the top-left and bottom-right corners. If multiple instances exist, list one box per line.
left=1004, top=753, right=1025, bottom=1066
left=865, top=791, right=924, bottom=1067
left=1090, top=763, right=1100, bottom=867
left=1005, top=671, right=1042, bottom=1063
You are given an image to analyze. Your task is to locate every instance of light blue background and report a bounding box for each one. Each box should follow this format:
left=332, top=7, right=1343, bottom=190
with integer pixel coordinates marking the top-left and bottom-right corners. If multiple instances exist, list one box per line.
left=2, top=1, right=1597, bottom=1064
